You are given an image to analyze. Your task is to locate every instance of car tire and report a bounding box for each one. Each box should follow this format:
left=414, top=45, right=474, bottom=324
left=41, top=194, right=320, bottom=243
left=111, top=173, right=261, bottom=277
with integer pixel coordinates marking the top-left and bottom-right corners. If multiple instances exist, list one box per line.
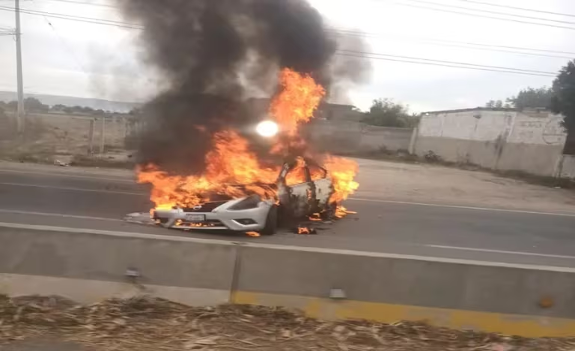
left=322, top=202, right=338, bottom=220
left=261, top=205, right=278, bottom=236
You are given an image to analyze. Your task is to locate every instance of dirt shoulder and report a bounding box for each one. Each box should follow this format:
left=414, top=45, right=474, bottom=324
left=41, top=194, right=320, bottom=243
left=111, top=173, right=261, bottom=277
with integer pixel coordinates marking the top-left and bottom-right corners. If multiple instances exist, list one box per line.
left=354, top=158, right=575, bottom=215
left=1, top=295, right=573, bottom=351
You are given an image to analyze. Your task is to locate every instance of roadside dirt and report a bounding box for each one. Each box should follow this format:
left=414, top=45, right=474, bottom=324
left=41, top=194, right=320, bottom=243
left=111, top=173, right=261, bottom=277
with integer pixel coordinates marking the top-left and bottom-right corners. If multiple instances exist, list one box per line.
left=354, top=158, right=575, bottom=215
left=1, top=295, right=574, bottom=351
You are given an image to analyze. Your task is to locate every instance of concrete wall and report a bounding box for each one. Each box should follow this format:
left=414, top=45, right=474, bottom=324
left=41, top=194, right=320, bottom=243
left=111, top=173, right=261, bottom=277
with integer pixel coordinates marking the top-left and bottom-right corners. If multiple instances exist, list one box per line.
left=558, top=155, right=575, bottom=179
left=415, top=109, right=568, bottom=176
left=308, top=120, right=413, bottom=154
left=3, top=223, right=575, bottom=337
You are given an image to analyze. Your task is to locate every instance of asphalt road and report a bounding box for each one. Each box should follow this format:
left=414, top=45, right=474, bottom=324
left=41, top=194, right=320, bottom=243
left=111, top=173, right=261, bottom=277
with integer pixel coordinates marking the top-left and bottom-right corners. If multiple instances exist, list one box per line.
left=2, top=163, right=575, bottom=268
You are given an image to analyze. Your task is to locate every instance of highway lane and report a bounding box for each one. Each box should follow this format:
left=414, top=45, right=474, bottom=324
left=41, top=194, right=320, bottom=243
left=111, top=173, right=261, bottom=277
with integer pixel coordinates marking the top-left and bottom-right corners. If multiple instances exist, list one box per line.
left=2, top=163, right=575, bottom=267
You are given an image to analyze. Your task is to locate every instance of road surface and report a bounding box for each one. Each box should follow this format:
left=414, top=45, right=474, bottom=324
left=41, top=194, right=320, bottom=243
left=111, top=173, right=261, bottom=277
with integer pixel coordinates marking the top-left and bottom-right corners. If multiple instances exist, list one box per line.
left=1, top=161, right=575, bottom=268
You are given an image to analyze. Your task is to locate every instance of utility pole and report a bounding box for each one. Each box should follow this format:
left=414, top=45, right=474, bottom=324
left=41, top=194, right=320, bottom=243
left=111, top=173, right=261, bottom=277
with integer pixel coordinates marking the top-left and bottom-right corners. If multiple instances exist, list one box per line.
left=15, top=0, right=25, bottom=133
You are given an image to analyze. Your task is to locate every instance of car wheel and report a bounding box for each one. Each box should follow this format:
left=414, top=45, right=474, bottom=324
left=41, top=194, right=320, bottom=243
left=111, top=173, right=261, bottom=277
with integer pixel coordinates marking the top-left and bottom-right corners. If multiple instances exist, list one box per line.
left=261, top=205, right=278, bottom=235
left=156, top=217, right=168, bottom=225
left=156, top=218, right=174, bottom=228
left=322, top=202, right=338, bottom=220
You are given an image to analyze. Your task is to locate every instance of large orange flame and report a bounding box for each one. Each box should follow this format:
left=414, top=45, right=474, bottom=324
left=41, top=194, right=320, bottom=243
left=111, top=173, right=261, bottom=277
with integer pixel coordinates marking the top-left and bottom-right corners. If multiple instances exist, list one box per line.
left=137, top=68, right=359, bottom=216
left=138, top=130, right=278, bottom=209
left=323, top=156, right=360, bottom=204
left=270, top=68, right=325, bottom=136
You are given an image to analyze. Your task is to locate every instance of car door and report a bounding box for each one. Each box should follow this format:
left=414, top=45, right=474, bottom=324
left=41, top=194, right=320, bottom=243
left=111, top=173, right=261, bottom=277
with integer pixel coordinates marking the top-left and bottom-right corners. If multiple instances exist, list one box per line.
left=277, top=159, right=313, bottom=218
left=307, top=162, right=333, bottom=211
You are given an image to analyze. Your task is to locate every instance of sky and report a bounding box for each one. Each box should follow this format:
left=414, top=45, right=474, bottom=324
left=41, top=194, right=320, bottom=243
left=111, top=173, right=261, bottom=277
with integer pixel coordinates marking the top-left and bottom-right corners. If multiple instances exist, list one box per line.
left=0, top=0, right=574, bottom=112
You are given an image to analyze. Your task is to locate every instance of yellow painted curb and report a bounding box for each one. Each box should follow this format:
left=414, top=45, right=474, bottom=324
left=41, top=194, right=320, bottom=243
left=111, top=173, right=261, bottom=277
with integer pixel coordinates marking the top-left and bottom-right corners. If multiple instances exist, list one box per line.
left=232, top=291, right=575, bottom=337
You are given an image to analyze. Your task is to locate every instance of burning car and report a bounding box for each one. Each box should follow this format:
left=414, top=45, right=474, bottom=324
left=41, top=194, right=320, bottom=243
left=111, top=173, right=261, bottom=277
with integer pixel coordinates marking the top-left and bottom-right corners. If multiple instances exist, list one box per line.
left=137, top=69, right=360, bottom=236
left=152, top=157, right=335, bottom=235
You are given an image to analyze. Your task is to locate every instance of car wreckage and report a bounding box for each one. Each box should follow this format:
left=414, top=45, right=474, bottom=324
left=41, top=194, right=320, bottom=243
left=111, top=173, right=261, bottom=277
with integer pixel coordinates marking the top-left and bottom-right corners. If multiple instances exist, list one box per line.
left=152, top=158, right=335, bottom=235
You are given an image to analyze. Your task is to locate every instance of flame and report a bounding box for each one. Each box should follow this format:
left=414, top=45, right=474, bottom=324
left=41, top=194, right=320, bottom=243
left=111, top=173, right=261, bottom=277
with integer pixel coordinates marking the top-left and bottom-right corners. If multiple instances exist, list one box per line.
left=246, top=231, right=261, bottom=237
left=138, top=130, right=278, bottom=209
left=138, top=68, right=359, bottom=223
left=270, top=68, right=325, bottom=136
left=334, top=205, right=356, bottom=219
left=323, top=156, right=359, bottom=204
left=284, top=156, right=307, bottom=186
left=297, top=227, right=311, bottom=234
left=309, top=213, right=322, bottom=221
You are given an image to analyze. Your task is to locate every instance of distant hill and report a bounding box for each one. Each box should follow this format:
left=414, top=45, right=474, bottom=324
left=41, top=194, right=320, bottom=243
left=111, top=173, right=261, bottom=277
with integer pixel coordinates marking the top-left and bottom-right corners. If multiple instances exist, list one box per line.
left=0, top=91, right=141, bottom=113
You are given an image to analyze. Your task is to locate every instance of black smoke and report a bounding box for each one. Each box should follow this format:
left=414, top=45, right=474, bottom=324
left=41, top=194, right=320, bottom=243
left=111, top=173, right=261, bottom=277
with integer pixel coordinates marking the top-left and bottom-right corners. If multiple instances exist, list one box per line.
left=117, top=0, right=362, bottom=175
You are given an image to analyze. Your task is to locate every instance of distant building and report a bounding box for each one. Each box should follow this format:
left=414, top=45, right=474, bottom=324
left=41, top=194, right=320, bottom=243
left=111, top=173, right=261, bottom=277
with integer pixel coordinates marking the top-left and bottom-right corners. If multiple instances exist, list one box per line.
left=246, top=97, right=361, bottom=121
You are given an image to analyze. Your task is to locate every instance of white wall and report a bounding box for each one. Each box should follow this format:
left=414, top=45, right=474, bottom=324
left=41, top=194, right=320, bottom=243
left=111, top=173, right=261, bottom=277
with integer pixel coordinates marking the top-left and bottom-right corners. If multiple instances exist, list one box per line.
left=309, top=120, right=414, bottom=154
left=415, top=109, right=568, bottom=176
left=558, top=155, right=575, bottom=179
left=508, top=113, right=566, bottom=146
left=418, top=110, right=514, bottom=142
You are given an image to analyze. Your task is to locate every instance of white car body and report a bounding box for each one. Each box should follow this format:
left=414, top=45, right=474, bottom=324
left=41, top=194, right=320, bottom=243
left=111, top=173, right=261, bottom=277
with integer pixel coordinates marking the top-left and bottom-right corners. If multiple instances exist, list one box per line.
left=152, top=159, right=334, bottom=234
left=153, top=197, right=274, bottom=231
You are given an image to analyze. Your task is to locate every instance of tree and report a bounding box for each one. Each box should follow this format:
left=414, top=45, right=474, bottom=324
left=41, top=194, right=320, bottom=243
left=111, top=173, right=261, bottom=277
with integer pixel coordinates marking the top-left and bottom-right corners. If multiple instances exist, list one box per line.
left=550, top=60, right=575, bottom=134
left=485, top=100, right=506, bottom=108
left=51, top=104, right=67, bottom=111
left=506, top=87, right=553, bottom=110
left=6, top=101, right=17, bottom=111
left=362, top=98, right=418, bottom=128
left=24, top=97, right=48, bottom=112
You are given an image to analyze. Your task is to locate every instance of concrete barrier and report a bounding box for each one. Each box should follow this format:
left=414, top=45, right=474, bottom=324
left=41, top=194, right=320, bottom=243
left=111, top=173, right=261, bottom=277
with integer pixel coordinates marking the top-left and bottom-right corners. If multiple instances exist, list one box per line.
left=0, top=223, right=237, bottom=306
left=2, top=222, right=575, bottom=337
left=234, top=245, right=575, bottom=337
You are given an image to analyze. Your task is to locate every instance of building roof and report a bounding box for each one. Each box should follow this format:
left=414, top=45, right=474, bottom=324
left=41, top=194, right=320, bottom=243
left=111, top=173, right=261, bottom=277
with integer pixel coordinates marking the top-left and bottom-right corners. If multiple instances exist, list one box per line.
left=422, top=107, right=517, bottom=115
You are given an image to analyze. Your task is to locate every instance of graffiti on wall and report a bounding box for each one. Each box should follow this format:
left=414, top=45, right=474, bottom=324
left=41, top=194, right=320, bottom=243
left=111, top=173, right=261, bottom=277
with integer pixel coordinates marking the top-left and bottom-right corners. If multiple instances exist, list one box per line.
left=511, top=115, right=566, bottom=145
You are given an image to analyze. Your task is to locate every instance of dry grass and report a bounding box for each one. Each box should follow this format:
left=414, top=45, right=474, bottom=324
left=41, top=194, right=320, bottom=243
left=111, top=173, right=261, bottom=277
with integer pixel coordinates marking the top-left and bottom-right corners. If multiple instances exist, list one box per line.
left=0, top=113, right=127, bottom=158
left=1, top=295, right=574, bottom=351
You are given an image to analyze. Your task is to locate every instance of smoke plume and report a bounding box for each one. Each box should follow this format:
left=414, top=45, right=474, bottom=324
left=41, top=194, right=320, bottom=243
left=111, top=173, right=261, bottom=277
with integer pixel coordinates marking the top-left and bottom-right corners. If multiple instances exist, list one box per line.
left=117, top=0, right=363, bottom=174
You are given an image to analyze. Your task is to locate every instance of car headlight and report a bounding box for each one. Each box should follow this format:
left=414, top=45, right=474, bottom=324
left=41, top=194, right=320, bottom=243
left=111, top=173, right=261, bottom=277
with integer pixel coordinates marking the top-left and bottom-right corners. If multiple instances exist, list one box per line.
left=228, top=195, right=261, bottom=210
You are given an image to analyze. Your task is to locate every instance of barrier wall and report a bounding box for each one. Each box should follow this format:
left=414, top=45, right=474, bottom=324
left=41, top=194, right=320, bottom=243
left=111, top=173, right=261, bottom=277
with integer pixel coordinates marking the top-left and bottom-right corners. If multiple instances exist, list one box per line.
left=0, top=224, right=236, bottom=306
left=308, top=120, right=414, bottom=154
left=2, top=223, right=575, bottom=337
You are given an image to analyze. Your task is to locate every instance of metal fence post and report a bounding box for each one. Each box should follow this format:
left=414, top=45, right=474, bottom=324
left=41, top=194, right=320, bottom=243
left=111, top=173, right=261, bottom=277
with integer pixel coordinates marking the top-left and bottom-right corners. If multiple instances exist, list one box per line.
left=88, top=119, right=95, bottom=154
left=100, top=117, right=105, bottom=154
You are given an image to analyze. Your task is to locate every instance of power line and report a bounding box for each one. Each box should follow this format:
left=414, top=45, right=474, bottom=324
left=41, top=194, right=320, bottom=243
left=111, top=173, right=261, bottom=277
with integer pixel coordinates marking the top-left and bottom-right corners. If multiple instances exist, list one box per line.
left=1, top=1, right=570, bottom=77
left=3, top=6, right=141, bottom=27
left=332, top=28, right=575, bottom=55
left=453, top=0, right=575, bottom=18
left=335, top=52, right=556, bottom=77
left=331, top=29, right=575, bottom=59
left=33, top=0, right=90, bottom=76
left=37, top=0, right=117, bottom=8
left=394, top=1, right=575, bottom=31
left=402, top=0, right=575, bottom=25
left=0, top=5, right=143, bottom=29
left=337, top=49, right=557, bottom=75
